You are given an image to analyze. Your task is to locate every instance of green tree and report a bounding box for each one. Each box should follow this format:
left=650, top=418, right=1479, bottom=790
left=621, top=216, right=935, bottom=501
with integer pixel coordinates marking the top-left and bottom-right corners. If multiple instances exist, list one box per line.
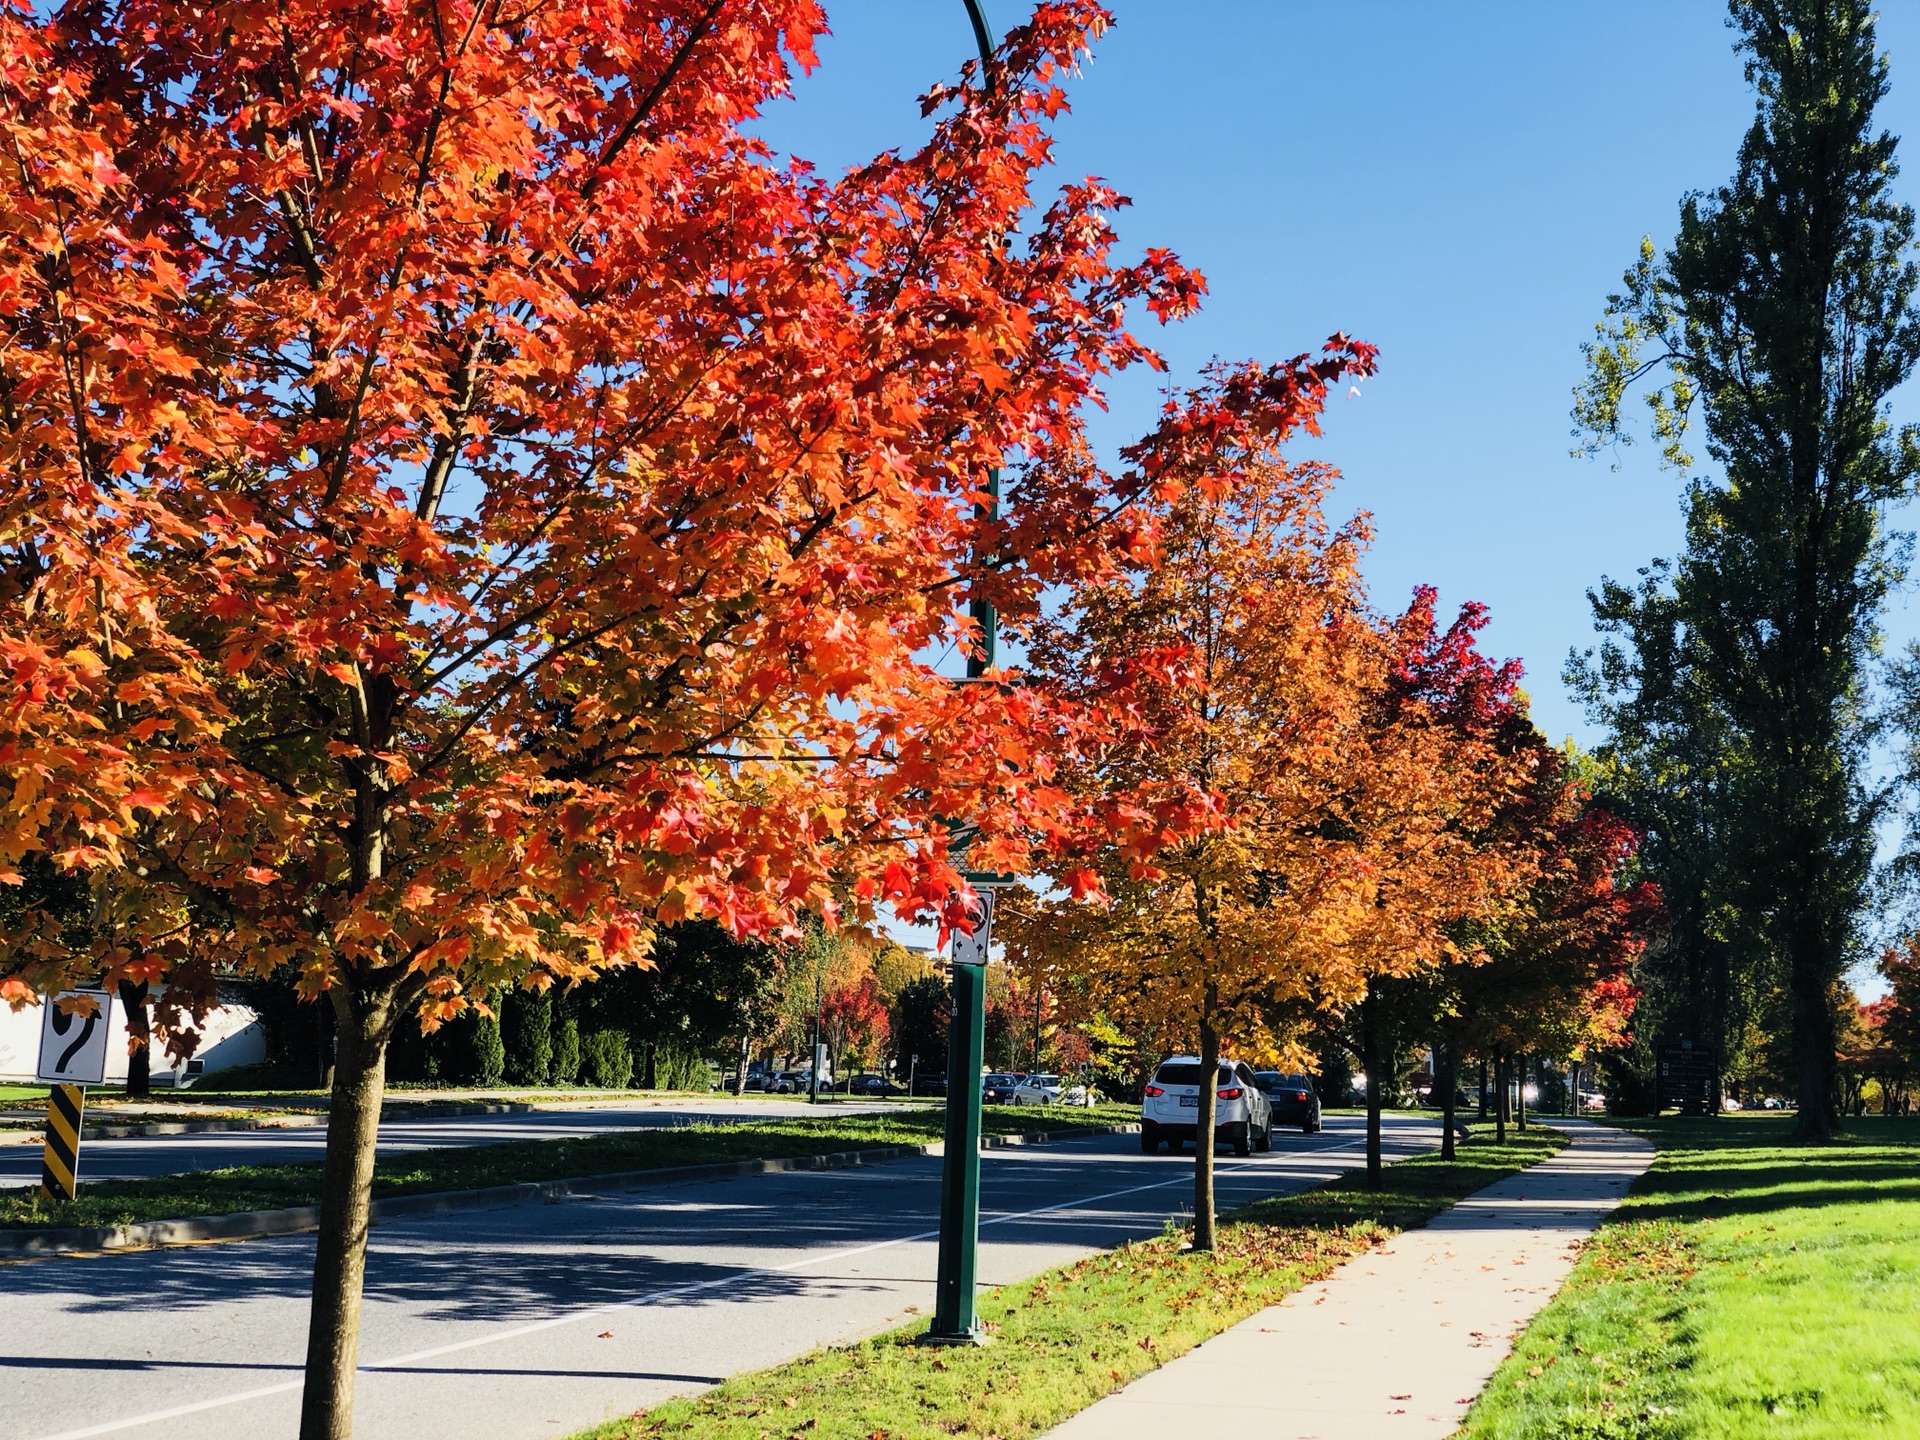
left=504, top=990, right=553, bottom=1087
left=1570, top=0, right=1919, bottom=1137
left=581, top=1031, right=634, bottom=1089
left=893, top=975, right=951, bottom=1083
left=575, top=920, right=787, bottom=1085
left=552, top=1018, right=582, bottom=1087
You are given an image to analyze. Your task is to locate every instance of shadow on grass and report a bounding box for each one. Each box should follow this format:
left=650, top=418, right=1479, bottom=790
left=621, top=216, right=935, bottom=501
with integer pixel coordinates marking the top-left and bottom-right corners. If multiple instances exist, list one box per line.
left=1596, top=1116, right=1920, bottom=1222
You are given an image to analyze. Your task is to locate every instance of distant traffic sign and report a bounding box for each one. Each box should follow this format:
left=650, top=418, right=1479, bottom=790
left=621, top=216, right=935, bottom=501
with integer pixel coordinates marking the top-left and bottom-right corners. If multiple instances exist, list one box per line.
left=36, top=990, right=112, bottom=1086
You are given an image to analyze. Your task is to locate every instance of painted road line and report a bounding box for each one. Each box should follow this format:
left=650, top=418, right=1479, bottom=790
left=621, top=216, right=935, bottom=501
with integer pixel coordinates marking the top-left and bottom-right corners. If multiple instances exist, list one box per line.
left=31, top=1131, right=1386, bottom=1440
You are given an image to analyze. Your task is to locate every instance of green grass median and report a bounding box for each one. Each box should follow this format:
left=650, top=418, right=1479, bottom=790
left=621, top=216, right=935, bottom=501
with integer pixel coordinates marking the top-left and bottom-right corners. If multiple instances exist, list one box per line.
left=571, top=1128, right=1564, bottom=1440
left=1, top=1105, right=1135, bottom=1231
left=1459, top=1114, right=1920, bottom=1439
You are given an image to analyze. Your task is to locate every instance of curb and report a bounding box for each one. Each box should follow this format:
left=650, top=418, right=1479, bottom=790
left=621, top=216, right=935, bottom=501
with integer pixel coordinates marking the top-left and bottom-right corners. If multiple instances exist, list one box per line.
left=0, top=1100, right=540, bottom=1146
left=0, top=1121, right=1139, bottom=1258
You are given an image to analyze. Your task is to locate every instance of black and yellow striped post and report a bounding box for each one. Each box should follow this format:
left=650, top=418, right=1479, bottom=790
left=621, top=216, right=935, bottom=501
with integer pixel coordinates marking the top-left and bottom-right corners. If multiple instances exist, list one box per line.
left=40, top=1083, right=84, bottom=1201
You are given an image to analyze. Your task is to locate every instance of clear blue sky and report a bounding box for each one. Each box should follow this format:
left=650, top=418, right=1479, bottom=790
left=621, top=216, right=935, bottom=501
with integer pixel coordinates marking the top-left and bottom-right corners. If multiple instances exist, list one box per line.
left=757, top=1, right=1920, bottom=751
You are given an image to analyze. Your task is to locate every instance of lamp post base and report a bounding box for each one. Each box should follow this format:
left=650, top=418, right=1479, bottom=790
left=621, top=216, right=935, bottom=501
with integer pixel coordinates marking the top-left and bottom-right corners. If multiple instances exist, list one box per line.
left=918, top=1325, right=994, bottom=1348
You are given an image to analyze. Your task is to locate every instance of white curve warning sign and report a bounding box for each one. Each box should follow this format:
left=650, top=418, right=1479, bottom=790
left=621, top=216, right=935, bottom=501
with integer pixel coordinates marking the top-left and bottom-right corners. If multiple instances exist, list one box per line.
left=36, top=990, right=113, bottom=1086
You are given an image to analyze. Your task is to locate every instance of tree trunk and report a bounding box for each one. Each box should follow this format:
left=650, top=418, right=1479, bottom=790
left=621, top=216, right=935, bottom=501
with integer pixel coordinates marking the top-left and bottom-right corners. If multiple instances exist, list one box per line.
left=299, top=986, right=399, bottom=1440
left=1192, top=1003, right=1220, bottom=1251
left=1362, top=999, right=1383, bottom=1188
left=118, top=979, right=151, bottom=1099
left=1477, top=1056, right=1488, bottom=1119
left=1516, top=1054, right=1527, bottom=1131
left=733, top=1034, right=750, bottom=1097
left=1789, top=930, right=1838, bottom=1139
left=1494, top=1052, right=1509, bottom=1144
left=1438, top=1043, right=1458, bottom=1163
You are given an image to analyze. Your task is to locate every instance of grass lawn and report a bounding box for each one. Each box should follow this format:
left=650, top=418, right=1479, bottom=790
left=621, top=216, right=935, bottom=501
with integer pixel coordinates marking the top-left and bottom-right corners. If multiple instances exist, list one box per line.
left=0, top=1084, right=48, bottom=1105
left=1460, top=1114, right=1920, bottom=1440
left=0, top=1105, right=1136, bottom=1231
left=570, top=1129, right=1565, bottom=1440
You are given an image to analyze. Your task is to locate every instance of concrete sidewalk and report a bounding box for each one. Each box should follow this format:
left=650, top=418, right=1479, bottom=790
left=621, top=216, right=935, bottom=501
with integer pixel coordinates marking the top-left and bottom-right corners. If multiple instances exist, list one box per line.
left=1045, top=1119, right=1654, bottom=1440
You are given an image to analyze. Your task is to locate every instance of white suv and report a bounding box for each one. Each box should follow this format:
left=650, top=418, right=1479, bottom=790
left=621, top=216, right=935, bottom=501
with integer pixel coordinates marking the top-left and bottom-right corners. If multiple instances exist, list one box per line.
left=1139, top=1056, right=1273, bottom=1156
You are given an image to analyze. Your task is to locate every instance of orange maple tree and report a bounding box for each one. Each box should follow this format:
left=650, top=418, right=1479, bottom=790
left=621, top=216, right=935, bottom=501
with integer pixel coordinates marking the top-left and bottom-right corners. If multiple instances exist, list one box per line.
left=1379, top=743, right=1660, bottom=1154
left=1000, top=365, right=1546, bottom=1241
left=0, top=2, right=1385, bottom=1432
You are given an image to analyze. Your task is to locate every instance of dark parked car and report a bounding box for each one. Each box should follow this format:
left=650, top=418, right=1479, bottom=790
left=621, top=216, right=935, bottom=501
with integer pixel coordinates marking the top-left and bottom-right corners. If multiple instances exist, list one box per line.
left=982, top=1072, right=1025, bottom=1104
left=1253, top=1071, right=1322, bottom=1132
left=911, top=1072, right=949, bottom=1098
left=849, top=1073, right=904, bottom=1097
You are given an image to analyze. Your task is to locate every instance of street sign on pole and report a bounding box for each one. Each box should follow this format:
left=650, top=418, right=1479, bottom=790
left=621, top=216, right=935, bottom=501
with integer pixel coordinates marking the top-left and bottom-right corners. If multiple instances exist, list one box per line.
left=35, top=990, right=110, bottom=1203
left=924, top=0, right=1003, bottom=1348
left=1656, top=1039, right=1717, bottom=1116
left=37, top=990, right=112, bottom=1086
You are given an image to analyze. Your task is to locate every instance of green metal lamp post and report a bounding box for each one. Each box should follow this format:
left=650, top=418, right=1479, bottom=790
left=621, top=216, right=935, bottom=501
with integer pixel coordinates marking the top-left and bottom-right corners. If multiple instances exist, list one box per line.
left=925, top=0, right=1000, bottom=1348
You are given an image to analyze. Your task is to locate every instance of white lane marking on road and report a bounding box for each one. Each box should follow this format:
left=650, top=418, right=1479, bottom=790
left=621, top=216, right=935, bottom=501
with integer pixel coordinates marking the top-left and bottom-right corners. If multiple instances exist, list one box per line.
left=30, top=1126, right=1399, bottom=1440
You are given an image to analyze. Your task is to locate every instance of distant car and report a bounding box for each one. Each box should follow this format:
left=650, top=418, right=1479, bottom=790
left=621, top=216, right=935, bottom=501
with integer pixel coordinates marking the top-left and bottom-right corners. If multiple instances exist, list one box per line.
left=1012, top=1073, right=1089, bottom=1106
left=772, top=1069, right=813, bottom=1094
left=1252, top=1071, right=1322, bottom=1133
left=1141, top=1057, right=1273, bottom=1156
left=849, top=1073, right=903, bottom=1097
left=911, top=1072, right=949, bottom=1098
left=982, top=1072, right=1025, bottom=1104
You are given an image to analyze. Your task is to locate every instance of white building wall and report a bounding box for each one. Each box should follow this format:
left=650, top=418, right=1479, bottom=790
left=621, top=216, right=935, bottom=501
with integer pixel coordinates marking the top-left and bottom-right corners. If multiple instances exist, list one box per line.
left=0, top=993, right=267, bottom=1086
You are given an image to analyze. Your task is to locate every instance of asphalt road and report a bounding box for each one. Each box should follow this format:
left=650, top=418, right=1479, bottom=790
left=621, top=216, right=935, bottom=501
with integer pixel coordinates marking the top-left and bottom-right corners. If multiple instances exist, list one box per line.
left=0, top=1113, right=1437, bottom=1440
left=0, top=1098, right=913, bottom=1188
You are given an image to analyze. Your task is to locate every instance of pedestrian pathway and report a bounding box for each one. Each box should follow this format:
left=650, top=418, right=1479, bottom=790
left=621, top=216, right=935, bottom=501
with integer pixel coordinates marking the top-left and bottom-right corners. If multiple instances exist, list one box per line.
left=1045, top=1119, right=1654, bottom=1440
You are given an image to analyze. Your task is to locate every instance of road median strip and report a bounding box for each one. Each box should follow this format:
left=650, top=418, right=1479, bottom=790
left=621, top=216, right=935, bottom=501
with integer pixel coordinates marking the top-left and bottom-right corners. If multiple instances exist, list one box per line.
left=569, top=1128, right=1567, bottom=1440
left=0, top=1112, right=1138, bottom=1258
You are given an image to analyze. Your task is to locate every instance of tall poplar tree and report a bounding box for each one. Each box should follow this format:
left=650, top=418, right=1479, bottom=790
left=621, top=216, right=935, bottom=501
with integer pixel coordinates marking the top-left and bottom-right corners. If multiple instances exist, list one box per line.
left=1571, top=0, right=1920, bottom=1137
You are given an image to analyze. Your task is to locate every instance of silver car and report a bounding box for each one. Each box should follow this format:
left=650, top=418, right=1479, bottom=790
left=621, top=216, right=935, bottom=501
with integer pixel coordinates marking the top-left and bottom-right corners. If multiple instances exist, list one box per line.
left=1010, top=1072, right=1089, bottom=1105
left=1139, top=1056, right=1273, bottom=1156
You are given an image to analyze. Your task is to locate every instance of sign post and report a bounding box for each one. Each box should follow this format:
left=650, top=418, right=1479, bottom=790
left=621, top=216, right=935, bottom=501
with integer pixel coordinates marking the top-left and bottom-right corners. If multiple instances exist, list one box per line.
left=927, top=886, right=998, bottom=1344
left=35, top=989, right=113, bottom=1201
left=1656, top=1039, right=1717, bottom=1117
left=926, top=0, right=1005, bottom=1347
